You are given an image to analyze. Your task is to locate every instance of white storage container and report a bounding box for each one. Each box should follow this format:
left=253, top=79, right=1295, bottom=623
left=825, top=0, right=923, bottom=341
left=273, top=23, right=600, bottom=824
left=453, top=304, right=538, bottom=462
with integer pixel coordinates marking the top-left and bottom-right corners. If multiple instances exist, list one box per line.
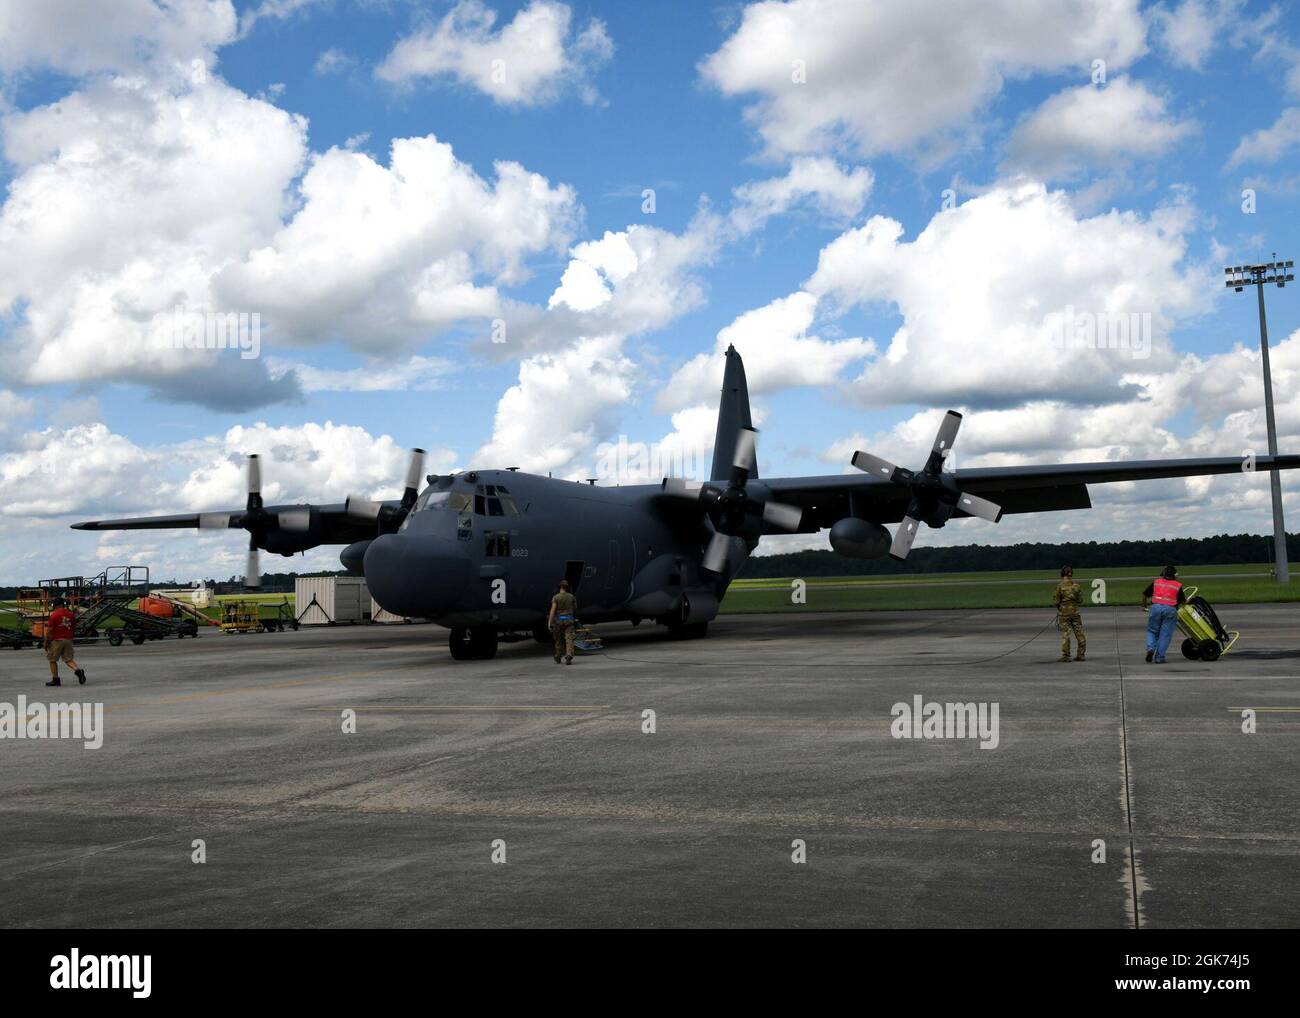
left=370, top=598, right=409, bottom=624
left=295, top=576, right=371, bottom=625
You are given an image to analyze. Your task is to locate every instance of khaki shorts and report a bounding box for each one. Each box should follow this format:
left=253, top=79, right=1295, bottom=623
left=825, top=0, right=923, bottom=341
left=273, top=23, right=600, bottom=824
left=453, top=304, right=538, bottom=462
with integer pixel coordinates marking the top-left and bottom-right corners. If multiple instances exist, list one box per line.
left=45, top=639, right=75, bottom=663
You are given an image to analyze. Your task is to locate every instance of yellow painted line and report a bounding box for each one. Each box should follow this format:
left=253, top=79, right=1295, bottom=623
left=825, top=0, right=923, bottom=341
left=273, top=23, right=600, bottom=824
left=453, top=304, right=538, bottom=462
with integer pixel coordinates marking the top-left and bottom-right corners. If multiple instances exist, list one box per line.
left=306, top=704, right=611, bottom=712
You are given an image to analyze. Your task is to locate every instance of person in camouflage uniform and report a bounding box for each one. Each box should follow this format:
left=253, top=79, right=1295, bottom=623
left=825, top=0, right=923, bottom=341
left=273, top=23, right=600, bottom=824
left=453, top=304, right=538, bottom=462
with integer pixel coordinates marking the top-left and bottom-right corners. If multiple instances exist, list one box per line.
left=1053, top=565, right=1086, bottom=662
left=548, top=579, right=578, bottom=665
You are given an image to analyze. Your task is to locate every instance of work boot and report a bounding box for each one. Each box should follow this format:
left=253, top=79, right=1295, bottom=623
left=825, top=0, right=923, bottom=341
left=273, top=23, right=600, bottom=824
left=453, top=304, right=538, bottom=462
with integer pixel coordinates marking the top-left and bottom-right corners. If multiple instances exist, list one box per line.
left=1075, top=653, right=1085, bottom=662
left=45, top=677, right=61, bottom=687
left=1058, top=654, right=1070, bottom=662
left=1145, top=650, right=1154, bottom=663
left=75, top=668, right=86, bottom=685
left=554, top=654, right=561, bottom=664
left=565, top=656, right=573, bottom=665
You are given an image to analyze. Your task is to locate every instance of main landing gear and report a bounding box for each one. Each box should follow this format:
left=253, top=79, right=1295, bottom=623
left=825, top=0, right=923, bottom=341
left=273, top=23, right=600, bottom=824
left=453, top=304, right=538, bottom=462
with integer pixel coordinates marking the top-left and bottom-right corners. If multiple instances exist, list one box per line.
left=448, top=626, right=499, bottom=660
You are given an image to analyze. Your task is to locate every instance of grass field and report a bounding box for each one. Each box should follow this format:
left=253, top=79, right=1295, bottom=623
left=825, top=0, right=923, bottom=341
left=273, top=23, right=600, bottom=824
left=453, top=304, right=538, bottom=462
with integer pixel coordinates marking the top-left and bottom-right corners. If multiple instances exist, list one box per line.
left=722, top=564, right=1298, bottom=613
left=2, top=566, right=1295, bottom=629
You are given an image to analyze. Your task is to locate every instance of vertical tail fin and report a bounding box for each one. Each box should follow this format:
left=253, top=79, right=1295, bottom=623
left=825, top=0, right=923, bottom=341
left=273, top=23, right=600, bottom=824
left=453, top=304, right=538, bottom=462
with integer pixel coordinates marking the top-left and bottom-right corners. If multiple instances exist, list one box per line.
left=710, top=345, right=755, bottom=481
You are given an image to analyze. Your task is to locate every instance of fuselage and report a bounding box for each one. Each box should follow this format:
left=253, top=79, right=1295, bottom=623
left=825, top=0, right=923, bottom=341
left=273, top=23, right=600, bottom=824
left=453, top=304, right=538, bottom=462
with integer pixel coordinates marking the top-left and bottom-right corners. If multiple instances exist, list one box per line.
left=362, top=469, right=741, bottom=631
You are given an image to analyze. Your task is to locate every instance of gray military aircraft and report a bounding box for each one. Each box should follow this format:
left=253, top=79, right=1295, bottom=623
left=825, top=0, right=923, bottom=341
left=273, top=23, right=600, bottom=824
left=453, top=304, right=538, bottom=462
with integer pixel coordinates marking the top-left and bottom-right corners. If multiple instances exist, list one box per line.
left=73, top=346, right=1300, bottom=660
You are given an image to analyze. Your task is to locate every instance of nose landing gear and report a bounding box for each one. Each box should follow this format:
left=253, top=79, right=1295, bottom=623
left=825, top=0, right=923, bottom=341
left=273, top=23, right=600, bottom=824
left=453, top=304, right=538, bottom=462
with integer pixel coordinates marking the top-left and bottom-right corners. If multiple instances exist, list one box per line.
left=448, top=626, right=499, bottom=660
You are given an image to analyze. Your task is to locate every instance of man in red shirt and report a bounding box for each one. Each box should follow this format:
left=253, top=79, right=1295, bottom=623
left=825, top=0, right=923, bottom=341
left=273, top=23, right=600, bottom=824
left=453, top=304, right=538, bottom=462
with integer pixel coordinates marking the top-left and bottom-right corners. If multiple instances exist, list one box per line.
left=43, top=596, right=86, bottom=687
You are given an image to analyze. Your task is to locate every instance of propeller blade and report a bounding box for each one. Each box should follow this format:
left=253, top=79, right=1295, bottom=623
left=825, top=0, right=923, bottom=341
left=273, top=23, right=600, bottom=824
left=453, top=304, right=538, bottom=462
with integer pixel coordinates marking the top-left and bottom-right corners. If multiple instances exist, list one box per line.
left=851, top=451, right=906, bottom=483
left=957, top=491, right=1002, bottom=523
left=702, top=531, right=732, bottom=574
left=247, top=454, right=262, bottom=496
left=198, top=512, right=235, bottom=530
left=733, top=427, right=757, bottom=475
left=889, top=516, right=920, bottom=561
left=761, top=500, right=803, bottom=531
left=245, top=542, right=261, bottom=589
left=933, top=411, right=962, bottom=456
left=661, top=477, right=705, bottom=499
left=402, top=448, right=426, bottom=498
left=277, top=508, right=312, bottom=532
left=344, top=496, right=383, bottom=522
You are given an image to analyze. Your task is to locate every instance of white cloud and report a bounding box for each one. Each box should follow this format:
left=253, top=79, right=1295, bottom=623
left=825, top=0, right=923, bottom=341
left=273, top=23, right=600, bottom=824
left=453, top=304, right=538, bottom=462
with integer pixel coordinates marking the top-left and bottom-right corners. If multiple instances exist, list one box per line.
left=1005, top=78, right=1196, bottom=179
left=376, top=0, right=612, bottom=106
left=659, top=290, right=873, bottom=410
left=0, top=0, right=236, bottom=80
left=1151, top=0, right=1241, bottom=70
left=700, top=0, right=1147, bottom=159
left=0, top=70, right=579, bottom=406
left=1226, top=107, right=1300, bottom=170
left=217, top=135, right=579, bottom=351
left=313, top=46, right=353, bottom=75
left=808, top=181, right=1209, bottom=410
left=476, top=217, right=723, bottom=475
left=267, top=355, right=457, bottom=393
left=0, top=75, right=309, bottom=409
left=729, top=156, right=874, bottom=234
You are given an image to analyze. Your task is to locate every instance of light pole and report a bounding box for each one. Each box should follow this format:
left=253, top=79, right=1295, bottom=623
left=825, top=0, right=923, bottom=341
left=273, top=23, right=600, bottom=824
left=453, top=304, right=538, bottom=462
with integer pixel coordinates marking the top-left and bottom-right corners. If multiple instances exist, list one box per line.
left=1226, top=256, right=1294, bottom=583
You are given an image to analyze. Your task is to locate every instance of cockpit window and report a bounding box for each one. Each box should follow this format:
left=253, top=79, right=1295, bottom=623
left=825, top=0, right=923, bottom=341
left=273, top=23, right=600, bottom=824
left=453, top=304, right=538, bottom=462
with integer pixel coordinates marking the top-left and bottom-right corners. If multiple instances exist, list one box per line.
left=412, top=489, right=471, bottom=514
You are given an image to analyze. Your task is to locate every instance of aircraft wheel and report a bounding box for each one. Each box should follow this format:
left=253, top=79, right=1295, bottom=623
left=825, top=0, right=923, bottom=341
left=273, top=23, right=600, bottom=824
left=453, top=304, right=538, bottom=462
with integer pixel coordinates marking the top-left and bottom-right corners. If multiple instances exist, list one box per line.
left=108, top=630, right=124, bottom=647
left=1180, top=639, right=1199, bottom=661
left=131, top=634, right=146, bottom=646
left=1199, top=640, right=1222, bottom=662
left=469, top=626, right=499, bottom=659
left=448, top=628, right=474, bottom=660
left=667, top=621, right=708, bottom=640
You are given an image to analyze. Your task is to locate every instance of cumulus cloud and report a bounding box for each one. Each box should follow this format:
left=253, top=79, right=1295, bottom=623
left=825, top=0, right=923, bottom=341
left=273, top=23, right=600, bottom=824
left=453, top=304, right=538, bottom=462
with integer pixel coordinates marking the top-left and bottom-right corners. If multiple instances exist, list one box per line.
left=1005, top=78, right=1196, bottom=179
left=266, top=354, right=458, bottom=393
left=1226, top=107, right=1300, bottom=170
left=475, top=216, right=723, bottom=476
left=217, top=135, right=580, bottom=350
left=700, top=0, right=1147, bottom=159
left=1151, top=0, right=1241, bottom=70
left=0, top=0, right=236, bottom=80
left=807, top=181, right=1209, bottom=410
left=729, top=157, right=874, bottom=234
left=658, top=290, right=873, bottom=410
left=0, top=75, right=310, bottom=409
left=376, top=0, right=612, bottom=106
left=0, top=70, right=580, bottom=406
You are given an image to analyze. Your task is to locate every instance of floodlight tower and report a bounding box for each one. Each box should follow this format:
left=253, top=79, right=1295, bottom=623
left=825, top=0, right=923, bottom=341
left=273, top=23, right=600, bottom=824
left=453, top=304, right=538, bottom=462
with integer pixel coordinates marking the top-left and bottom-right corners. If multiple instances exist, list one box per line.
left=1225, top=255, right=1295, bottom=583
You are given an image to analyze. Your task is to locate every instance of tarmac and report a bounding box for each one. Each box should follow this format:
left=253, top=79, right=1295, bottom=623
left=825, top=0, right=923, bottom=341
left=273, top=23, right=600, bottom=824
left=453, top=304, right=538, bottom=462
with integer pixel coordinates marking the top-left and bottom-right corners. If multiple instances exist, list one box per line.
left=0, top=603, right=1296, bottom=928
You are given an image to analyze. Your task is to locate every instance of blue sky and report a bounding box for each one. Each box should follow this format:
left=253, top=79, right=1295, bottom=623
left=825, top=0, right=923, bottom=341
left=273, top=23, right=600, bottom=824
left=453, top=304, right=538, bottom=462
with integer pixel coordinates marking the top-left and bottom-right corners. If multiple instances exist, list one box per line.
left=1, top=0, right=1299, bottom=583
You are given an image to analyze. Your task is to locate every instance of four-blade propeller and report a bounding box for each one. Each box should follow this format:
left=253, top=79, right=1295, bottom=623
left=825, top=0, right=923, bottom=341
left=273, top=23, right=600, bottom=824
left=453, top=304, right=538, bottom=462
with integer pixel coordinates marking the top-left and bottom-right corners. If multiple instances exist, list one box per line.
left=344, top=448, right=426, bottom=532
left=197, top=454, right=313, bottom=589
left=662, top=427, right=803, bottom=574
left=850, top=410, right=1002, bottom=560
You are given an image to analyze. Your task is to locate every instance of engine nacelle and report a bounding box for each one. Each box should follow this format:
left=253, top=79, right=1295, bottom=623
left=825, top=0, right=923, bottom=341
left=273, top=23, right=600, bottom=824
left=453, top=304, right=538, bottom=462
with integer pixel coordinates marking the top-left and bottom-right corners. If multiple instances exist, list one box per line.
left=829, top=517, right=892, bottom=559
left=340, top=539, right=372, bottom=576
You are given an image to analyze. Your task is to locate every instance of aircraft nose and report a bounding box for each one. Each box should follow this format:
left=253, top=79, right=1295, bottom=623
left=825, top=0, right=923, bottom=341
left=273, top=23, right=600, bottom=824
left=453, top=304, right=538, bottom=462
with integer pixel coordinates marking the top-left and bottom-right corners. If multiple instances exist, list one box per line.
left=364, top=534, right=468, bottom=619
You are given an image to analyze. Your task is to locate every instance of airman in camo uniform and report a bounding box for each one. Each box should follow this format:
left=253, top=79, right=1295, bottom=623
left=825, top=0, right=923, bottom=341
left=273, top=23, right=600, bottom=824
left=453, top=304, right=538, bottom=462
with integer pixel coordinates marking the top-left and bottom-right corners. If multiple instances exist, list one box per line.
left=1053, top=565, right=1085, bottom=662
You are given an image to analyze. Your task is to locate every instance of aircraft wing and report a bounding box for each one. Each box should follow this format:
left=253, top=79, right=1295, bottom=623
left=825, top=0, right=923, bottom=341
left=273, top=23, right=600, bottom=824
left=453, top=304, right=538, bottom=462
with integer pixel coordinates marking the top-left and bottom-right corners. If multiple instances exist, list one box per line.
left=70, top=501, right=391, bottom=549
left=763, top=454, right=1300, bottom=530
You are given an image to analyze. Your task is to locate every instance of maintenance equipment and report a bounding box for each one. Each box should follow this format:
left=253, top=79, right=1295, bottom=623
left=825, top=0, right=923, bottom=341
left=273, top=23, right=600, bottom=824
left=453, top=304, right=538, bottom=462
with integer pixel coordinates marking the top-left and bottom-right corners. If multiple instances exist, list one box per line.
left=1177, top=586, right=1239, bottom=662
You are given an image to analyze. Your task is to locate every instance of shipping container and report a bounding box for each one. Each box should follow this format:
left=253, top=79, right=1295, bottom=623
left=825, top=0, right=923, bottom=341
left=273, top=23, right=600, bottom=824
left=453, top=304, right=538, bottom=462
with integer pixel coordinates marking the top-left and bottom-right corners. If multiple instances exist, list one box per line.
left=294, top=576, right=371, bottom=625
left=370, top=598, right=411, bottom=624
